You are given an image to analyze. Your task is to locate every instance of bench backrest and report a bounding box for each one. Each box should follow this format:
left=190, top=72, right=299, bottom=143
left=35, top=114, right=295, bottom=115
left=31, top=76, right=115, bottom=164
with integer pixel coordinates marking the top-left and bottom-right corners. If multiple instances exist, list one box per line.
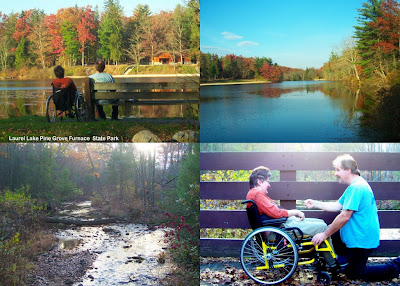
left=83, top=75, right=199, bottom=120
left=200, top=151, right=400, bottom=257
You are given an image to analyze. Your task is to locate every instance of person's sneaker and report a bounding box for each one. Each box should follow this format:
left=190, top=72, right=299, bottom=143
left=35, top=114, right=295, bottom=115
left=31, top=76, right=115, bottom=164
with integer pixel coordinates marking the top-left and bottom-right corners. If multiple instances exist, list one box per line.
left=336, top=255, right=349, bottom=272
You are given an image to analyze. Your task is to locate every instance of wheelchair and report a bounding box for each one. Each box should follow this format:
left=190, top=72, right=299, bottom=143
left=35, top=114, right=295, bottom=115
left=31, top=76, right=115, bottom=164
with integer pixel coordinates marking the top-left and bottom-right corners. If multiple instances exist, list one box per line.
left=240, top=200, right=338, bottom=285
left=46, top=89, right=88, bottom=123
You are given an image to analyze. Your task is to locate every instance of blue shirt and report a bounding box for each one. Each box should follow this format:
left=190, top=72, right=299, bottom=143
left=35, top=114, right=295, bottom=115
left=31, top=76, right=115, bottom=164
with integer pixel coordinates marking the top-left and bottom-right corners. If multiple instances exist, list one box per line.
left=338, top=176, right=380, bottom=249
left=89, top=72, right=117, bottom=104
left=89, top=72, right=115, bottom=83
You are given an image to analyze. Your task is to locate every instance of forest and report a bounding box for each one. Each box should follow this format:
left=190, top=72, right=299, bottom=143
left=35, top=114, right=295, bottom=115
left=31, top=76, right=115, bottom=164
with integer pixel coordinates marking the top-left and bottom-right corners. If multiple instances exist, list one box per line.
left=0, top=143, right=199, bottom=285
left=200, top=52, right=320, bottom=83
left=321, top=0, right=400, bottom=87
left=201, top=0, right=400, bottom=89
left=0, top=0, right=200, bottom=71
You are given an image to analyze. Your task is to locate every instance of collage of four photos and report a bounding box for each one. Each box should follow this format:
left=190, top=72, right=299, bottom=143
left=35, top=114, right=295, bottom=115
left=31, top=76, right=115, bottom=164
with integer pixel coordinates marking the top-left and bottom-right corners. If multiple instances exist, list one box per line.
left=1, top=0, right=400, bottom=285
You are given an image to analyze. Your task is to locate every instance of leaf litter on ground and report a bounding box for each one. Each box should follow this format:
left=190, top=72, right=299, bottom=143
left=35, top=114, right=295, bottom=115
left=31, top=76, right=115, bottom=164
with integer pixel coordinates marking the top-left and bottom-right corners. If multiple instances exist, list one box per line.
left=200, top=257, right=400, bottom=286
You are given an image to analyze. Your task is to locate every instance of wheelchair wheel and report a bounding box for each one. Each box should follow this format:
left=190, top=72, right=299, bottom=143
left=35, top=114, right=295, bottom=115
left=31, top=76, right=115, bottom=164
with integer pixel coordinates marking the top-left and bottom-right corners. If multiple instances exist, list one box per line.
left=240, top=227, right=299, bottom=285
left=317, top=271, right=331, bottom=285
left=75, top=94, right=88, bottom=122
left=46, top=95, right=63, bottom=123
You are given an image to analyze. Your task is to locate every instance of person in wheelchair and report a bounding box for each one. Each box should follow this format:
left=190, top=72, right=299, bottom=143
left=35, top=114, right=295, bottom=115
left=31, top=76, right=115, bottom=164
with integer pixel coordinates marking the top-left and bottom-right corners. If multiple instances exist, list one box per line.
left=305, top=154, right=400, bottom=282
left=52, top=65, right=77, bottom=118
left=246, top=166, right=337, bottom=269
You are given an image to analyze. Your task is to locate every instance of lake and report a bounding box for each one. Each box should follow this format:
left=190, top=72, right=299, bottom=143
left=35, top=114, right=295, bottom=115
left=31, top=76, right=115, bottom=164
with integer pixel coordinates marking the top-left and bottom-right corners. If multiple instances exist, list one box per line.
left=200, top=81, right=381, bottom=142
left=0, top=78, right=191, bottom=119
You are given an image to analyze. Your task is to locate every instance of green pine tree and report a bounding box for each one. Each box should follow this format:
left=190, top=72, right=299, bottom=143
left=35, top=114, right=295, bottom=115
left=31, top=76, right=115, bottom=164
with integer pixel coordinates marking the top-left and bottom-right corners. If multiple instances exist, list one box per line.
left=354, top=0, right=383, bottom=76
left=14, top=36, right=28, bottom=69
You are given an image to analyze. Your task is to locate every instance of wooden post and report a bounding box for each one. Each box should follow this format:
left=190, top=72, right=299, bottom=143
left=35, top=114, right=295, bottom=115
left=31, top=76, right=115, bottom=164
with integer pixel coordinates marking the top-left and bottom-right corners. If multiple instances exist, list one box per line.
left=280, top=170, right=297, bottom=209
left=83, top=77, right=94, bottom=121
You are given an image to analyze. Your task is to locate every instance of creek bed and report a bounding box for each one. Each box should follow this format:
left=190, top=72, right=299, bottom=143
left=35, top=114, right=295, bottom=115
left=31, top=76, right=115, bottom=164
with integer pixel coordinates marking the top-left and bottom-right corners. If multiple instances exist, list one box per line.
left=29, top=201, right=172, bottom=285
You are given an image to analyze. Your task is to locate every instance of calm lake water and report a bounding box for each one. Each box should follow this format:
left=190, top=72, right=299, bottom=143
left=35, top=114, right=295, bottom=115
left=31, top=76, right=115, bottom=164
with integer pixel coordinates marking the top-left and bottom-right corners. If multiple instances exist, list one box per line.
left=0, top=79, right=190, bottom=119
left=201, top=81, right=381, bottom=142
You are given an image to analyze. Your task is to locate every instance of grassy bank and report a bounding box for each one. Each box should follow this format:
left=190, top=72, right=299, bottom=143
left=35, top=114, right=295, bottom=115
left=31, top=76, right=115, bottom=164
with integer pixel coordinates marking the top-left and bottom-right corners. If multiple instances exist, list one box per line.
left=0, top=116, right=199, bottom=142
left=0, top=64, right=199, bottom=80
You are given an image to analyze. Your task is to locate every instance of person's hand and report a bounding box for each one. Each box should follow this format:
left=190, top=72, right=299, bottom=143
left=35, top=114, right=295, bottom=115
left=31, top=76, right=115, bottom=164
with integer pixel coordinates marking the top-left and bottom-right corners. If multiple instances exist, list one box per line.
left=312, top=232, right=327, bottom=246
left=304, top=199, right=317, bottom=209
left=297, top=211, right=305, bottom=221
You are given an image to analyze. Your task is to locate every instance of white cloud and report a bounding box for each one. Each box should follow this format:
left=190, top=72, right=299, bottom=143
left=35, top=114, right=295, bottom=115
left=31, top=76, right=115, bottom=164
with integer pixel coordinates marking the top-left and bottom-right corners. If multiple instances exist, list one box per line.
left=200, top=45, right=235, bottom=56
left=221, top=32, right=243, bottom=40
left=237, top=41, right=259, bottom=47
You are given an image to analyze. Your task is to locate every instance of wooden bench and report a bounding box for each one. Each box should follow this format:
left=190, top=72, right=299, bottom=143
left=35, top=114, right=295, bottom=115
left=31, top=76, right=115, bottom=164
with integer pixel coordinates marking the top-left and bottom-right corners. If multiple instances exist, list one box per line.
left=200, top=151, right=400, bottom=257
left=83, top=75, right=199, bottom=120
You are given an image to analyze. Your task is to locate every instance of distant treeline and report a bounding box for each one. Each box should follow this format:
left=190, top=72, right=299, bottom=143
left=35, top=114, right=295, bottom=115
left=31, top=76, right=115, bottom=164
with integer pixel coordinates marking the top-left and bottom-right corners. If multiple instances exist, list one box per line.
left=0, top=0, right=199, bottom=70
left=321, top=0, right=400, bottom=87
left=200, top=52, right=321, bottom=83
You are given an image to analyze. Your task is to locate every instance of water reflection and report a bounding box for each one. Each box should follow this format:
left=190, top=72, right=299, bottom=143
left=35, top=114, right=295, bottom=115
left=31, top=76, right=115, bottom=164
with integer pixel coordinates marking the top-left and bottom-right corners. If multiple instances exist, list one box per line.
left=0, top=79, right=194, bottom=119
left=52, top=201, right=172, bottom=285
left=200, top=81, right=378, bottom=142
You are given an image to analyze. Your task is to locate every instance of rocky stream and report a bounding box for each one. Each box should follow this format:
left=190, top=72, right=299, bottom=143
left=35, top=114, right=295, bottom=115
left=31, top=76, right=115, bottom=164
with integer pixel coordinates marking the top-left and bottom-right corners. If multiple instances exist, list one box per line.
left=28, top=201, right=172, bottom=286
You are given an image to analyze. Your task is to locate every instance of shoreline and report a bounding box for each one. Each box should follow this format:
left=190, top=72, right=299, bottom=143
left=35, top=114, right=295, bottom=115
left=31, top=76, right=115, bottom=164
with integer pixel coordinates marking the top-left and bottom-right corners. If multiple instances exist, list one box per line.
left=201, top=80, right=269, bottom=86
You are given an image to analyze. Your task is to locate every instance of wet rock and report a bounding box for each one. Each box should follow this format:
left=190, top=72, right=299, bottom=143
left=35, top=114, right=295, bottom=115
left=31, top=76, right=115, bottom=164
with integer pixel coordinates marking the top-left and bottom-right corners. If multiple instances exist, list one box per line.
left=129, top=256, right=145, bottom=263
left=102, top=227, right=115, bottom=233
left=65, top=278, right=74, bottom=285
left=123, top=245, right=132, bottom=249
left=88, top=274, right=94, bottom=280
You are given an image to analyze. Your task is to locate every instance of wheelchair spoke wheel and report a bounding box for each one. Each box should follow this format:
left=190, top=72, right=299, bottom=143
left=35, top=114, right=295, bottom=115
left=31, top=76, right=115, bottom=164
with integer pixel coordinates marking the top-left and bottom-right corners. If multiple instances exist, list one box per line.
left=240, top=227, right=298, bottom=285
left=46, top=95, right=63, bottom=123
left=75, top=94, right=88, bottom=122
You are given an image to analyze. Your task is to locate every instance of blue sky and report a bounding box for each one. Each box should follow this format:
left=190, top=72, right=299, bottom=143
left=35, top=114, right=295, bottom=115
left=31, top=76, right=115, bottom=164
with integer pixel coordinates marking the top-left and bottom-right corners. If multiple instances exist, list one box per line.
left=201, top=0, right=365, bottom=69
left=2, top=0, right=183, bottom=16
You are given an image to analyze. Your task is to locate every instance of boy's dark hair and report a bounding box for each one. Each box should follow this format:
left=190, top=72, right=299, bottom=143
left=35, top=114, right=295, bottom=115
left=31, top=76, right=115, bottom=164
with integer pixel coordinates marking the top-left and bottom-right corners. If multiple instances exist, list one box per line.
left=95, top=60, right=106, bottom=72
left=249, top=166, right=272, bottom=188
left=54, top=65, right=65, bottom=78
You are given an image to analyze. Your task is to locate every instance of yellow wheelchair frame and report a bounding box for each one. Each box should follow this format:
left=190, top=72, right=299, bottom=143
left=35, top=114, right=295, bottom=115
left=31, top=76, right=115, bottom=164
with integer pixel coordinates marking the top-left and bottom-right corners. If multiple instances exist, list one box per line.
left=240, top=200, right=338, bottom=285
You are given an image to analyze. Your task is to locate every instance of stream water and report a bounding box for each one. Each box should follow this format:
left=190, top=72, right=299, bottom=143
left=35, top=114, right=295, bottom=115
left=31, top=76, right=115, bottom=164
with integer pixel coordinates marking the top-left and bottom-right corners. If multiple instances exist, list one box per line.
left=42, top=201, right=172, bottom=285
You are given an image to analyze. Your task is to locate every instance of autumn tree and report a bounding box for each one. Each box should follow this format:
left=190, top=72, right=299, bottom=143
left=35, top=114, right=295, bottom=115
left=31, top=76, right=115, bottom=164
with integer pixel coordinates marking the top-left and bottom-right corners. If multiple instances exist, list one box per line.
left=125, top=4, right=150, bottom=72
left=167, top=4, right=189, bottom=64
left=77, top=6, right=96, bottom=67
left=370, top=0, right=400, bottom=69
left=142, top=11, right=170, bottom=65
left=29, top=9, right=51, bottom=68
left=57, top=7, right=83, bottom=66
left=0, top=12, right=17, bottom=70
left=260, top=62, right=283, bottom=82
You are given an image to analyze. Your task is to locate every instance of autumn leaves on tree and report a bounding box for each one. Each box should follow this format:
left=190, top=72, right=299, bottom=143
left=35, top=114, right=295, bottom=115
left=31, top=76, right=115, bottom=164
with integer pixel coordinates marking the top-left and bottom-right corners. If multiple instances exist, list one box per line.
left=0, top=0, right=200, bottom=70
left=322, top=0, right=400, bottom=85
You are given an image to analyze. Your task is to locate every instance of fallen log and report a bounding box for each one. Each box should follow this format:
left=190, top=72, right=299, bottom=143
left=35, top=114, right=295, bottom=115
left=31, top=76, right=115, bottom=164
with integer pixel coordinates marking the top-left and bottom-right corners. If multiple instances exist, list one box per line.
left=46, top=217, right=121, bottom=226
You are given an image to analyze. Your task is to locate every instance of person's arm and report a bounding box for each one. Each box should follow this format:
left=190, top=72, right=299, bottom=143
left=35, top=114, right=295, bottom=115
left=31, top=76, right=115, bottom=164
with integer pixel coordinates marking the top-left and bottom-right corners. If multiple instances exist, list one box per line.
left=256, top=194, right=289, bottom=219
left=311, top=209, right=353, bottom=246
left=304, top=199, right=342, bottom=212
left=287, top=209, right=305, bottom=221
